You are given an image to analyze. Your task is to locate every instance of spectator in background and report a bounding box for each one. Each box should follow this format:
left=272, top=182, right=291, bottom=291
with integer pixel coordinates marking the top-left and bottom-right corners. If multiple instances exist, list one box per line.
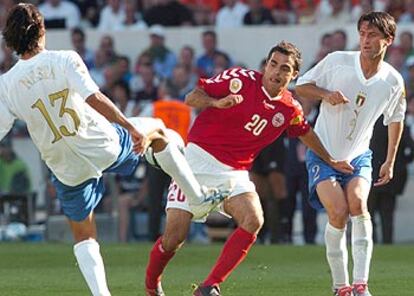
left=115, top=56, right=133, bottom=84
left=271, top=0, right=296, bottom=24
left=243, top=0, right=275, bottom=25
left=0, top=138, right=31, bottom=194
left=167, top=64, right=196, bottom=101
left=191, top=4, right=215, bottom=26
left=140, top=81, right=193, bottom=241
left=215, top=0, right=249, bottom=28
left=281, top=97, right=319, bottom=244
left=0, top=0, right=14, bottom=30
left=316, top=0, right=351, bottom=25
left=71, top=27, right=94, bottom=69
left=250, top=135, right=287, bottom=244
left=196, top=30, right=228, bottom=78
left=212, top=51, right=232, bottom=75
left=89, top=49, right=109, bottom=88
left=368, top=116, right=414, bottom=244
left=0, top=40, right=17, bottom=74
left=72, top=0, right=100, bottom=27
left=331, top=29, right=348, bottom=51
left=133, top=63, right=160, bottom=108
left=142, top=25, right=177, bottom=79
left=121, top=0, right=147, bottom=30
left=99, top=35, right=118, bottom=64
left=385, top=0, right=405, bottom=21
left=143, top=0, right=194, bottom=26
left=179, top=45, right=199, bottom=88
left=39, top=0, right=81, bottom=29
left=351, top=0, right=374, bottom=21
left=398, top=0, right=414, bottom=23
left=291, top=0, right=320, bottom=24
left=405, top=57, right=414, bottom=98
left=98, top=0, right=125, bottom=31
left=399, top=31, right=414, bottom=60
left=112, top=80, right=136, bottom=117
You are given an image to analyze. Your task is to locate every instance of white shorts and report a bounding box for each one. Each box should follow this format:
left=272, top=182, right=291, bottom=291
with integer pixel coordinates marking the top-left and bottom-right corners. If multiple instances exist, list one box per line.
left=166, top=143, right=256, bottom=221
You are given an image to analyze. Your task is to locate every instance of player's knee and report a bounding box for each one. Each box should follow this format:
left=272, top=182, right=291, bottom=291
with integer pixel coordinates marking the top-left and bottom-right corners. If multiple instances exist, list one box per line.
left=150, top=136, right=168, bottom=153
left=162, top=233, right=186, bottom=252
left=241, top=212, right=264, bottom=234
left=348, top=199, right=368, bottom=216
left=328, top=206, right=349, bottom=228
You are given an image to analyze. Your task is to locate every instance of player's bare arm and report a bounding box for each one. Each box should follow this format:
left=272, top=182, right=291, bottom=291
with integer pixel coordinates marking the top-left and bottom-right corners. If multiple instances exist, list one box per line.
left=86, top=92, right=149, bottom=153
left=299, top=128, right=354, bottom=174
left=296, top=83, right=350, bottom=105
left=374, top=121, right=404, bottom=187
left=185, top=87, right=243, bottom=109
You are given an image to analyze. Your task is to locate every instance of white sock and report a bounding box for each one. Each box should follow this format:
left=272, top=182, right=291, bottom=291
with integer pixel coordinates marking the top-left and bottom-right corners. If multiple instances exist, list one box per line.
left=325, top=223, right=349, bottom=289
left=74, top=239, right=111, bottom=296
left=154, top=142, right=204, bottom=204
left=351, top=214, right=373, bottom=284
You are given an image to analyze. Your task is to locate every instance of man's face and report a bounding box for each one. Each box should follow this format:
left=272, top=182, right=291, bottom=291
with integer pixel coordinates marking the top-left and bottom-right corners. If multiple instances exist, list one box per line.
left=71, top=33, right=84, bottom=50
left=202, top=34, right=216, bottom=52
left=359, top=21, right=392, bottom=59
left=262, top=51, right=298, bottom=95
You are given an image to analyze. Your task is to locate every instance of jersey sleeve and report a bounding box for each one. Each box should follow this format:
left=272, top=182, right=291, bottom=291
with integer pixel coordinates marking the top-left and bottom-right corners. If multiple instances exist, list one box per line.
left=296, top=53, right=337, bottom=89
left=0, top=99, right=16, bottom=141
left=65, top=51, right=99, bottom=100
left=198, top=67, right=250, bottom=98
left=383, top=85, right=406, bottom=125
left=286, top=100, right=311, bottom=137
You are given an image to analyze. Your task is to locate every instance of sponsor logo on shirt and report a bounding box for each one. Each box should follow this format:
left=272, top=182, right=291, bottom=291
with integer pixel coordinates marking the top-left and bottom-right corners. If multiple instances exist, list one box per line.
left=272, top=112, right=285, bottom=127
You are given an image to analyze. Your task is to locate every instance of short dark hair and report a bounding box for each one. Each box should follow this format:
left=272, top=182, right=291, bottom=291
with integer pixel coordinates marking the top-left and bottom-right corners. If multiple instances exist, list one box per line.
left=266, top=41, right=302, bottom=71
left=202, top=30, right=216, bottom=39
left=357, top=11, right=396, bottom=40
left=3, top=3, right=45, bottom=55
left=71, top=27, right=85, bottom=39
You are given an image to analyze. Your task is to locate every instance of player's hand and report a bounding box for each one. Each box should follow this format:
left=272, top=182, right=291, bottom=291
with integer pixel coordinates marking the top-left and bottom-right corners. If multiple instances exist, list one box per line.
left=325, top=90, right=350, bottom=106
left=129, top=128, right=150, bottom=155
left=329, top=160, right=354, bottom=174
left=374, top=161, right=394, bottom=187
left=213, top=94, right=244, bottom=109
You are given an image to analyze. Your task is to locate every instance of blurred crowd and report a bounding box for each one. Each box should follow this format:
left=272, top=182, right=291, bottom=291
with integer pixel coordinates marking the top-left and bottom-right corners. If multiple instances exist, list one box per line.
left=1, top=0, right=414, bottom=30
left=1, top=0, right=414, bottom=245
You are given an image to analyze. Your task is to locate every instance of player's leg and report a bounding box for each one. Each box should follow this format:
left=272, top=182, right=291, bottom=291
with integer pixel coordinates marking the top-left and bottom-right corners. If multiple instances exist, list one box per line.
left=52, top=175, right=111, bottom=296
left=197, top=192, right=263, bottom=291
left=130, top=117, right=229, bottom=210
left=69, top=213, right=111, bottom=296
left=145, top=208, right=192, bottom=295
left=317, top=179, right=351, bottom=291
left=345, top=177, right=373, bottom=295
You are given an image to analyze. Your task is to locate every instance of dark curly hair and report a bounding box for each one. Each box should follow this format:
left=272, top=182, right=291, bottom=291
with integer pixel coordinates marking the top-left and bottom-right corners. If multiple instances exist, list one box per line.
left=266, top=41, right=303, bottom=72
left=2, top=3, right=45, bottom=55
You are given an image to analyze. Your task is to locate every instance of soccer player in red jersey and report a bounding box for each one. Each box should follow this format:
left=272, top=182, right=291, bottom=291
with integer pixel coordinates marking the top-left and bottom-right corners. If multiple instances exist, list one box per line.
left=145, top=41, right=354, bottom=296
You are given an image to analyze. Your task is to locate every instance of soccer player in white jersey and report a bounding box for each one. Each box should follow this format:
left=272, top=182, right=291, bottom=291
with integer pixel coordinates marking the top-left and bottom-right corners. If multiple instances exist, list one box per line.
left=0, top=4, right=227, bottom=296
left=296, top=12, right=406, bottom=296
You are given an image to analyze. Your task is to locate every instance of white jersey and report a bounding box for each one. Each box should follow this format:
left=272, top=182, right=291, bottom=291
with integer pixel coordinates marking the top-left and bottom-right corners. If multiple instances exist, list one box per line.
left=297, top=51, right=406, bottom=161
left=0, top=50, right=120, bottom=186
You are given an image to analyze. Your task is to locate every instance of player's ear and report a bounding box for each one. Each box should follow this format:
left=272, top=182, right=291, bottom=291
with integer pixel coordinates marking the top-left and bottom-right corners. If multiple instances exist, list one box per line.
left=385, top=36, right=393, bottom=47
left=291, top=70, right=299, bottom=80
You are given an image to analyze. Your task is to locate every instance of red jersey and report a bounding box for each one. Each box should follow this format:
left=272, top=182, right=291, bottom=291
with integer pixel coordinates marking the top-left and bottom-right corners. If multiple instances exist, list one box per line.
left=188, top=67, right=310, bottom=170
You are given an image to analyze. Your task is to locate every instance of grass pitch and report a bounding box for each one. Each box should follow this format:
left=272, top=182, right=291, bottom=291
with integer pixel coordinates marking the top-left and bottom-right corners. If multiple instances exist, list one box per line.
left=0, top=243, right=412, bottom=295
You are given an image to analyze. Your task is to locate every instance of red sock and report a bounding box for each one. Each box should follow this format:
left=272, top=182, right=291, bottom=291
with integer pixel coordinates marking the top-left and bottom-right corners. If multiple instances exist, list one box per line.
left=203, top=227, right=256, bottom=287
left=145, top=237, right=175, bottom=289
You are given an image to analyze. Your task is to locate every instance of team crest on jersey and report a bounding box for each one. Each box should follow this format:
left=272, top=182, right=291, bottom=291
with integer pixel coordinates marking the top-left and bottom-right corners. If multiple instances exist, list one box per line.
left=229, top=78, right=242, bottom=94
left=355, top=92, right=367, bottom=107
left=272, top=112, right=285, bottom=127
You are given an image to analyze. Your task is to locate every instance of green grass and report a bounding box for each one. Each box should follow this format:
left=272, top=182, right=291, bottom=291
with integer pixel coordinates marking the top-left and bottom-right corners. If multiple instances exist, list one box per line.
left=0, top=243, right=413, bottom=295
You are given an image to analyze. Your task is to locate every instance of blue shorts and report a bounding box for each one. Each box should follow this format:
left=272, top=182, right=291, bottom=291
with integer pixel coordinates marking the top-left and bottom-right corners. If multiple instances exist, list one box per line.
left=52, top=124, right=140, bottom=222
left=305, top=149, right=372, bottom=210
